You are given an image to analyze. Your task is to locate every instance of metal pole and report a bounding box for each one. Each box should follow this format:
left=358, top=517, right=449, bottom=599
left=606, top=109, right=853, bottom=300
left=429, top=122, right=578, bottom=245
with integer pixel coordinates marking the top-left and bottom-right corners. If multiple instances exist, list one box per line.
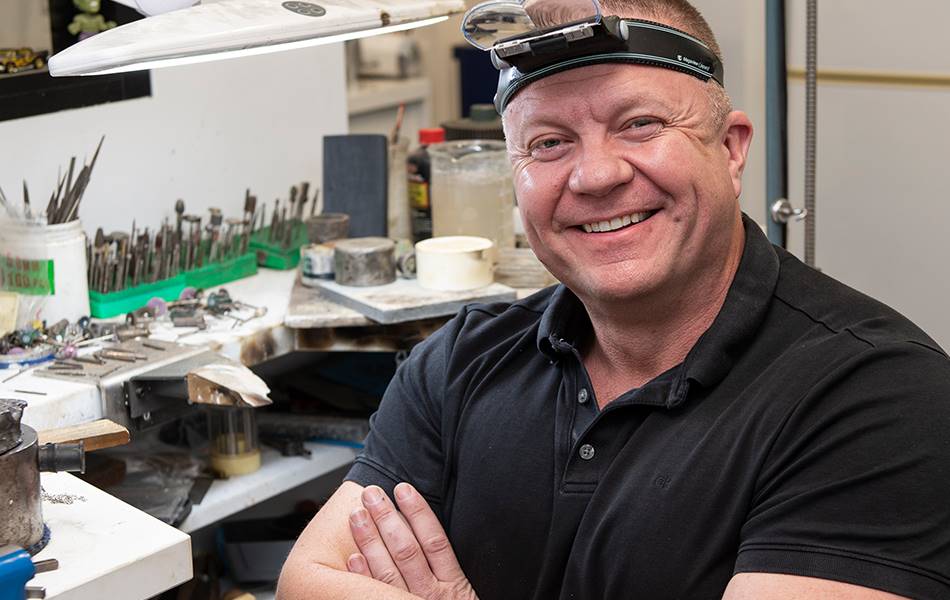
left=803, top=0, right=818, bottom=267
left=765, top=0, right=789, bottom=247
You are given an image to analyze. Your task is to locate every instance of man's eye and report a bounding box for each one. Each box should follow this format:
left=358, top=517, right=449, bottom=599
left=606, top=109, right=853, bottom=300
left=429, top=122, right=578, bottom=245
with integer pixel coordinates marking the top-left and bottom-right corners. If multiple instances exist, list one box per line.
left=629, top=118, right=660, bottom=130
left=527, top=137, right=568, bottom=160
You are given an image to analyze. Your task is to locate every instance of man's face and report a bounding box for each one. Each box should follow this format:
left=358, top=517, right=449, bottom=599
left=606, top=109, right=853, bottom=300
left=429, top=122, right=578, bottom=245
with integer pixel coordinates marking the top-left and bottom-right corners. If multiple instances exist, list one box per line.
left=505, top=63, right=752, bottom=305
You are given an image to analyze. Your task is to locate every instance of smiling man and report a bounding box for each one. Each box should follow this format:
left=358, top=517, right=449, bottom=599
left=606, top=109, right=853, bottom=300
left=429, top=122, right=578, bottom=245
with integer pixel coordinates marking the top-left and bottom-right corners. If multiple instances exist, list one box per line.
left=278, top=1, right=950, bottom=599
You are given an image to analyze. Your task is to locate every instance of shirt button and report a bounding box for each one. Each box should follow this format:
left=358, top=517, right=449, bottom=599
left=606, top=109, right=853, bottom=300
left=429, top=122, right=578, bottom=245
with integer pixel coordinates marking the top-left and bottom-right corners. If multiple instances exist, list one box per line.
left=577, top=388, right=589, bottom=404
left=579, top=444, right=595, bottom=460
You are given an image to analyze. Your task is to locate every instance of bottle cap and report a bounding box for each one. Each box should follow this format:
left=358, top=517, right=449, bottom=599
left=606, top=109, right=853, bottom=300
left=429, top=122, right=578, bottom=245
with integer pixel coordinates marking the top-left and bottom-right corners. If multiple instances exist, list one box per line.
left=419, top=128, right=446, bottom=145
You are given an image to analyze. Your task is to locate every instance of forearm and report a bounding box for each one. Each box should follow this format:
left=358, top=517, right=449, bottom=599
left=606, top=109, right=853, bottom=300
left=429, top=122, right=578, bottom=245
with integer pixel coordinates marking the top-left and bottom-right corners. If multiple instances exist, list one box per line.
left=277, top=561, right=422, bottom=600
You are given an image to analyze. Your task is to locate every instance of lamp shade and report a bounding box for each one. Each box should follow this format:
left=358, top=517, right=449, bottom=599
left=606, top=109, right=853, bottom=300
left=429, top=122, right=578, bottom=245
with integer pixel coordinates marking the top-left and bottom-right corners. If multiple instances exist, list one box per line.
left=49, top=0, right=463, bottom=76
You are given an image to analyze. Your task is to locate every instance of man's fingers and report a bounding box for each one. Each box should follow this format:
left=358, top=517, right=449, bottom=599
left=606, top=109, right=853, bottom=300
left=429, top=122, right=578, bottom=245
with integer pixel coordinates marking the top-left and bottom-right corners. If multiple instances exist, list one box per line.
left=361, top=485, right=438, bottom=594
left=346, top=553, right=371, bottom=577
left=349, top=506, right=409, bottom=591
left=393, top=482, right=467, bottom=582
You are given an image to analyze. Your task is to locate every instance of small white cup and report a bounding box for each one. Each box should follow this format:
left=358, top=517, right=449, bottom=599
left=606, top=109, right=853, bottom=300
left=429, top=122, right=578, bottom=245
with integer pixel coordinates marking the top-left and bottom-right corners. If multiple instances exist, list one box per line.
left=415, top=236, right=494, bottom=292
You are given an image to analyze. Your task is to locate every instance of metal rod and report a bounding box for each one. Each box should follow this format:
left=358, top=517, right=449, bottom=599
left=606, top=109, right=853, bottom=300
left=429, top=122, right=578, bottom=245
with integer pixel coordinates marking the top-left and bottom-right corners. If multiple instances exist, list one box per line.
left=803, top=0, right=818, bottom=267
left=765, top=0, right=788, bottom=247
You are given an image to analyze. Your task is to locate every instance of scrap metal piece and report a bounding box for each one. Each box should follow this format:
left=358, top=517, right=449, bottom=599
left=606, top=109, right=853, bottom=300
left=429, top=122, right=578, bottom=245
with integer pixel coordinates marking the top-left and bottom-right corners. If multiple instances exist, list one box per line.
left=0, top=398, right=27, bottom=454
left=25, top=586, right=46, bottom=599
left=96, top=349, right=138, bottom=363
left=74, top=355, right=105, bottom=366
left=33, top=558, right=59, bottom=574
left=186, top=362, right=272, bottom=408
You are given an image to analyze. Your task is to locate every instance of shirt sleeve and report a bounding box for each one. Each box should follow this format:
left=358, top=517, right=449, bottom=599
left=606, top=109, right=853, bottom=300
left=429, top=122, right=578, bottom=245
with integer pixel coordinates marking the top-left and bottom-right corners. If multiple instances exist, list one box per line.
left=344, top=310, right=465, bottom=509
left=735, top=342, right=950, bottom=599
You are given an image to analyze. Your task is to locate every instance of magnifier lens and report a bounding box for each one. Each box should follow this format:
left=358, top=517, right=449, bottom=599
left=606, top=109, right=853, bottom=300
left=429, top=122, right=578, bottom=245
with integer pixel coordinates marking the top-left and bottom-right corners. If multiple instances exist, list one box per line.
left=462, top=0, right=601, bottom=50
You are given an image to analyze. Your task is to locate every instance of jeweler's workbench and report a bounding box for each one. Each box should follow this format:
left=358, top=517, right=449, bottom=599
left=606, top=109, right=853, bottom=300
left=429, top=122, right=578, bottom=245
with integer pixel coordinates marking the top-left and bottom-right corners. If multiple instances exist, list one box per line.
left=1, top=267, right=539, bottom=599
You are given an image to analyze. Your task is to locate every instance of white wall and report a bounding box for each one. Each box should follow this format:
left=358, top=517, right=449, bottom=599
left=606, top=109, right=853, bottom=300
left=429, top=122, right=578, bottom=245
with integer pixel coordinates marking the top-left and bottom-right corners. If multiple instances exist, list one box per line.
left=692, top=0, right=767, bottom=225
left=693, top=0, right=950, bottom=349
left=784, top=0, right=950, bottom=348
left=0, top=43, right=348, bottom=237
left=1, top=0, right=53, bottom=49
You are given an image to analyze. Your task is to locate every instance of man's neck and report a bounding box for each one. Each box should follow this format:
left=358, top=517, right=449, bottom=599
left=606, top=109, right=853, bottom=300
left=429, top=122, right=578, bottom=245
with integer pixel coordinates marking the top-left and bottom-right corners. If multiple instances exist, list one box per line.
left=580, top=224, right=746, bottom=406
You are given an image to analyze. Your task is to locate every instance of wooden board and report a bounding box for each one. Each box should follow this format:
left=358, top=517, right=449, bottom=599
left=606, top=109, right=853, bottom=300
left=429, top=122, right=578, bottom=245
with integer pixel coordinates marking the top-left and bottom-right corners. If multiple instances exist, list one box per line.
left=312, top=278, right=517, bottom=324
left=38, top=419, right=130, bottom=452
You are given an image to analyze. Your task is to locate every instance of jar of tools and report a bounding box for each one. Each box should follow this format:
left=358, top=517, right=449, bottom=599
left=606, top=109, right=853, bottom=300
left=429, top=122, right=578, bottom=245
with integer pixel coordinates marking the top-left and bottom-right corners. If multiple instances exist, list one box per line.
left=427, top=140, right=514, bottom=259
left=0, top=218, right=90, bottom=326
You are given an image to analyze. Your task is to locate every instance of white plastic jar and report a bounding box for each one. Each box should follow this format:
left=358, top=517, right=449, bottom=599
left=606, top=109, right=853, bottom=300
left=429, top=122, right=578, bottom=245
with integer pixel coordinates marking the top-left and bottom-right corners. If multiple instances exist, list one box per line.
left=0, top=218, right=90, bottom=326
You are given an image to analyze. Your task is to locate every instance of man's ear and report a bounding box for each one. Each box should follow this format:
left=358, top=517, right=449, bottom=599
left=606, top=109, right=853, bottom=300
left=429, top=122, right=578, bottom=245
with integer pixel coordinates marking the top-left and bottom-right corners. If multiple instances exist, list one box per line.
left=721, top=111, right=754, bottom=199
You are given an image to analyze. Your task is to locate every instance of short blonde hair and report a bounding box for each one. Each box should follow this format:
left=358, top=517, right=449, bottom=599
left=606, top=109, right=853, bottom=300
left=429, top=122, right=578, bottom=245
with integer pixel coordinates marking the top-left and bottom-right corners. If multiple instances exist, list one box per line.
left=598, top=0, right=733, bottom=130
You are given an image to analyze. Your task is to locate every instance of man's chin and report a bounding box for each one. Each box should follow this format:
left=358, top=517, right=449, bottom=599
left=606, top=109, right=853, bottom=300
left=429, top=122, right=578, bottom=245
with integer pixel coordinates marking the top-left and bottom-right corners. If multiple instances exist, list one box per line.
left=561, top=270, right=664, bottom=307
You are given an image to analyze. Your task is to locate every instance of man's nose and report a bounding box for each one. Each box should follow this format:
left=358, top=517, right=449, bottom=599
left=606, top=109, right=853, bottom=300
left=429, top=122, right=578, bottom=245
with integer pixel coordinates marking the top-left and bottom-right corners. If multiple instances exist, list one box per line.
left=568, top=141, right=635, bottom=198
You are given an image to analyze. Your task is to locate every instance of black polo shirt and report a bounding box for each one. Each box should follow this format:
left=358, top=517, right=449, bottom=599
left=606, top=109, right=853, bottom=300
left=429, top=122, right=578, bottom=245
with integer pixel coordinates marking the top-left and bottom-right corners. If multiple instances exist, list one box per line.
left=346, top=215, right=950, bottom=600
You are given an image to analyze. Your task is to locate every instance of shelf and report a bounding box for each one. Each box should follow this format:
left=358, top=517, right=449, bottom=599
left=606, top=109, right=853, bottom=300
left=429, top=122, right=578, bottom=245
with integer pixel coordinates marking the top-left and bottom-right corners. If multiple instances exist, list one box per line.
left=179, top=441, right=358, bottom=533
left=33, top=472, right=192, bottom=600
left=346, top=77, right=431, bottom=115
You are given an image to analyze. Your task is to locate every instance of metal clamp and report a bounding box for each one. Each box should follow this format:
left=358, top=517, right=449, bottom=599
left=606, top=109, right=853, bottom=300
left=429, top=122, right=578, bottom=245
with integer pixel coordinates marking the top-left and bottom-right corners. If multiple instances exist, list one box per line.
left=770, top=198, right=808, bottom=224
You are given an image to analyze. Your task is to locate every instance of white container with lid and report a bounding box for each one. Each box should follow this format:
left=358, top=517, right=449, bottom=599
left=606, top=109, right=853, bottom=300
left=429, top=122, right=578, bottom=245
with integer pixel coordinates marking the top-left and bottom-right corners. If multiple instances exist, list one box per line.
left=415, top=236, right=494, bottom=292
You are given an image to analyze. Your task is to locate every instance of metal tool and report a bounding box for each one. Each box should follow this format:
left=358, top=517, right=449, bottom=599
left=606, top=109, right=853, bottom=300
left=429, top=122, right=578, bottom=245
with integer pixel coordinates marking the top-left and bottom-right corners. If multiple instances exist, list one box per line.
left=288, top=185, right=297, bottom=238
left=175, top=199, right=185, bottom=239
left=298, top=181, right=310, bottom=220
left=74, top=355, right=105, bottom=366
left=310, top=186, right=320, bottom=217
left=242, top=191, right=256, bottom=254
left=97, top=348, right=146, bottom=362
left=207, top=208, right=223, bottom=263
left=225, top=218, right=242, bottom=260
left=0, top=546, right=59, bottom=600
left=47, top=136, right=105, bottom=225
left=22, top=181, right=31, bottom=220
left=269, top=199, right=280, bottom=242
left=279, top=205, right=289, bottom=248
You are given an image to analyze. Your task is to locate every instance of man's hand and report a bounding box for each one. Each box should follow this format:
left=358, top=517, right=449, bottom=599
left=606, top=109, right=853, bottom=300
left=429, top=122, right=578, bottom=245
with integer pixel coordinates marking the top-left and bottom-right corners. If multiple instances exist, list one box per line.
left=346, top=483, right=478, bottom=600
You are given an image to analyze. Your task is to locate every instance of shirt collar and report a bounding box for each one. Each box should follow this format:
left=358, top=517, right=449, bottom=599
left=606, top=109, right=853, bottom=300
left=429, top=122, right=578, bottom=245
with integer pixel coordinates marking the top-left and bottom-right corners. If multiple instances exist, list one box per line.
left=537, top=284, right=590, bottom=360
left=536, top=214, right=781, bottom=406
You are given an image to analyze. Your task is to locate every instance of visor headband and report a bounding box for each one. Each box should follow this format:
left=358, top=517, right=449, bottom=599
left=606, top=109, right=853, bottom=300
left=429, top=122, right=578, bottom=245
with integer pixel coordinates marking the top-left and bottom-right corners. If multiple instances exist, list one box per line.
left=494, top=17, right=724, bottom=113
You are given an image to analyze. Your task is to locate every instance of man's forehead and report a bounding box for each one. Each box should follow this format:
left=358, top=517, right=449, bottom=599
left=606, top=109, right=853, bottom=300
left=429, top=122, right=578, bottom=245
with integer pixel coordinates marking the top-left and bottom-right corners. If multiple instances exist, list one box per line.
left=506, top=62, right=693, bottom=122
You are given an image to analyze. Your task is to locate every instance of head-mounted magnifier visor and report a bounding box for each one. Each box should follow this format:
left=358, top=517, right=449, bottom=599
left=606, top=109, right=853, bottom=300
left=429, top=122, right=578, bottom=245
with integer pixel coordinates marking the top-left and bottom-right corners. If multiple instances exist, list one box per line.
left=461, top=0, right=724, bottom=113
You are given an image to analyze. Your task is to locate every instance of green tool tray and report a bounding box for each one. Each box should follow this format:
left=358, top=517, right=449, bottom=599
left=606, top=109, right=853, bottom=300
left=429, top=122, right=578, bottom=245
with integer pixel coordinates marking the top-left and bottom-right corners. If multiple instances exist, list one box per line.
left=249, top=223, right=308, bottom=270
left=89, top=274, right=186, bottom=318
left=184, top=251, right=258, bottom=290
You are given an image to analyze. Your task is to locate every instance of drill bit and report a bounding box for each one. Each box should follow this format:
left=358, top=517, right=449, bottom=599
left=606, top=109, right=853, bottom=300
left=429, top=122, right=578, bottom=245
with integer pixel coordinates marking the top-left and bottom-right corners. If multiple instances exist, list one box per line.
left=289, top=185, right=297, bottom=224
left=175, top=199, right=185, bottom=239
left=299, top=181, right=310, bottom=220
left=269, top=199, right=280, bottom=242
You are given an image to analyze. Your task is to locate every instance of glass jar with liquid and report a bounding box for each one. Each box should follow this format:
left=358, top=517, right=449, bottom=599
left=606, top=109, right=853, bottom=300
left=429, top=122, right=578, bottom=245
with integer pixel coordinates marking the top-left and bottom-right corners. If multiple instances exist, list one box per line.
left=428, top=140, right=514, bottom=256
left=207, top=406, right=261, bottom=477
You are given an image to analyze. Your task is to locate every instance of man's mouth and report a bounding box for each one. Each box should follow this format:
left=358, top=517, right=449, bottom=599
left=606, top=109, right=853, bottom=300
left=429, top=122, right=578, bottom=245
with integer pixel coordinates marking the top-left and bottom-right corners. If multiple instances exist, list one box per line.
left=580, top=210, right=658, bottom=234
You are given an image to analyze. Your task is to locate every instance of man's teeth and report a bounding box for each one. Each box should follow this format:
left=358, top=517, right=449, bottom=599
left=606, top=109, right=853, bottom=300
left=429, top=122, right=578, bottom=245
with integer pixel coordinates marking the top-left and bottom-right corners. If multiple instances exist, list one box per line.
left=582, top=211, right=654, bottom=233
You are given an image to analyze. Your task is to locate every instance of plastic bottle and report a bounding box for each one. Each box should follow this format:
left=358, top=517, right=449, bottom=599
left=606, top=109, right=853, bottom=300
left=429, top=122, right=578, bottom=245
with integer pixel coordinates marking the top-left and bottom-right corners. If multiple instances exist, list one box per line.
left=407, top=127, right=445, bottom=243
